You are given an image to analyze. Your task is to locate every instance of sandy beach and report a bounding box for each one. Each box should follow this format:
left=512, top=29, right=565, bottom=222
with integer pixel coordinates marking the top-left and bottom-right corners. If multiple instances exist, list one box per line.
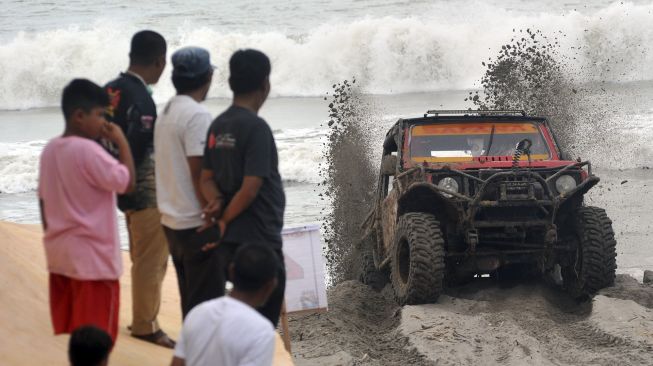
left=0, top=221, right=293, bottom=365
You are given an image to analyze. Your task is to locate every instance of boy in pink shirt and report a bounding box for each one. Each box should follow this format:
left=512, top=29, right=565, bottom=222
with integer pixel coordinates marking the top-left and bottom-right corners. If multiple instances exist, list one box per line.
left=38, top=79, right=136, bottom=343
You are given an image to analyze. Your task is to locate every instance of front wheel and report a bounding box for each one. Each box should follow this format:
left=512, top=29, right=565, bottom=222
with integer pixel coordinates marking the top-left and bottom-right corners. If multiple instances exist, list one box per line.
left=390, top=213, right=445, bottom=305
left=561, top=206, right=617, bottom=298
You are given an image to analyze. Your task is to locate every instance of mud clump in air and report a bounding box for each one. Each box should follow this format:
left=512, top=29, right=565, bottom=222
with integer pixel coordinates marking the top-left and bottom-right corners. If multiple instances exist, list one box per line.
left=468, top=29, right=579, bottom=149
left=469, top=28, right=645, bottom=167
left=319, top=79, right=378, bottom=286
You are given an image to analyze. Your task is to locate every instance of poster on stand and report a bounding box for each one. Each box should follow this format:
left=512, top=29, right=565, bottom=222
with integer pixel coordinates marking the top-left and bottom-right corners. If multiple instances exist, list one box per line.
left=282, top=225, right=328, bottom=313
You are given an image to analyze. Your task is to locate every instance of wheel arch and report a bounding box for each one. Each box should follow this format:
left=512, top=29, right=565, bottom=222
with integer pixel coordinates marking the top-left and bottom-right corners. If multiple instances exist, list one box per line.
left=397, top=183, right=460, bottom=225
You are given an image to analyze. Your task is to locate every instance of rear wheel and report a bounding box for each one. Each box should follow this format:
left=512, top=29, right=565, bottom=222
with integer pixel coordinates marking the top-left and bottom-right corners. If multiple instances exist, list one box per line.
left=357, top=233, right=388, bottom=291
left=390, top=213, right=445, bottom=305
left=561, top=206, right=617, bottom=298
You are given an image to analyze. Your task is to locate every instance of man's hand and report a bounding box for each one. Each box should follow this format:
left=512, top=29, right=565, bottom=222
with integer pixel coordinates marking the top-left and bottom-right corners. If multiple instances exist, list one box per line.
left=202, top=197, right=224, bottom=221
left=197, top=219, right=226, bottom=252
left=102, top=121, right=136, bottom=193
left=101, top=122, right=128, bottom=145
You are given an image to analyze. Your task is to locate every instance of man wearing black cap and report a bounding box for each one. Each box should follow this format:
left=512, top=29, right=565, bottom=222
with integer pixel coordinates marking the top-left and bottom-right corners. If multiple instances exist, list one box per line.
left=199, top=49, right=286, bottom=327
left=104, top=30, right=174, bottom=348
left=154, top=46, right=218, bottom=318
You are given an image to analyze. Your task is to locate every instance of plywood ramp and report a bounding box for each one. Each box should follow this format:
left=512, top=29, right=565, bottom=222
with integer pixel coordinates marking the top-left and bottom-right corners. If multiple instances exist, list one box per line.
left=0, top=221, right=294, bottom=365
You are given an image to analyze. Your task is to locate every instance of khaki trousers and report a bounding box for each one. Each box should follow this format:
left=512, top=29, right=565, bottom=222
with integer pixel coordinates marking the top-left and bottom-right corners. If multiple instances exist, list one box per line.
left=125, top=207, right=169, bottom=335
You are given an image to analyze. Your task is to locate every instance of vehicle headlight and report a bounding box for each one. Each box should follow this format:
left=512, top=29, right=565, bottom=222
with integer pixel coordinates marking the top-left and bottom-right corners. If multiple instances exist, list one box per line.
left=438, top=177, right=460, bottom=197
left=555, top=175, right=577, bottom=194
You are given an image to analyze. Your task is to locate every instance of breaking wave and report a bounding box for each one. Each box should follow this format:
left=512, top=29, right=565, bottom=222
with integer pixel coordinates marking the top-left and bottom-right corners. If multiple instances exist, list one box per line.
left=1, top=2, right=653, bottom=110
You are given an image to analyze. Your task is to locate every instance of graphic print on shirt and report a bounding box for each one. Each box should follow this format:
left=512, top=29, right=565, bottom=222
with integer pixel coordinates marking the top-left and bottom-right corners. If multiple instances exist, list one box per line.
left=106, top=88, right=121, bottom=118
left=207, top=132, right=236, bottom=149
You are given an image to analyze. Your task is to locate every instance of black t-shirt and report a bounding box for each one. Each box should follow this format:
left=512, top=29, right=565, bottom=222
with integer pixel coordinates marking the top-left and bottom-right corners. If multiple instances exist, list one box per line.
left=104, top=72, right=158, bottom=211
left=203, top=105, right=286, bottom=248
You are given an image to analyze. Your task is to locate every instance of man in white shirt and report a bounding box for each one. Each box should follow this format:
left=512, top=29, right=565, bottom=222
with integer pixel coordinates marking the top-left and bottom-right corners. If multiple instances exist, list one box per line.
left=171, top=244, right=279, bottom=366
left=154, top=46, right=220, bottom=318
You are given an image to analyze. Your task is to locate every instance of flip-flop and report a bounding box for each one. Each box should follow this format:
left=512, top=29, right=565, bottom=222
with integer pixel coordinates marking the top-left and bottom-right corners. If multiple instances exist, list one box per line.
left=132, top=329, right=176, bottom=349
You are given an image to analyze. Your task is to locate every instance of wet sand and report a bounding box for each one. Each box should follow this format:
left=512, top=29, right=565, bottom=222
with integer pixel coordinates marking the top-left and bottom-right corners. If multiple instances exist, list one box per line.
left=0, top=221, right=293, bottom=365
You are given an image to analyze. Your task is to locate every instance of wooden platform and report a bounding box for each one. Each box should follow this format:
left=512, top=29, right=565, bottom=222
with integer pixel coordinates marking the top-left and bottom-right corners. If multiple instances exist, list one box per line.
left=0, top=221, right=294, bottom=365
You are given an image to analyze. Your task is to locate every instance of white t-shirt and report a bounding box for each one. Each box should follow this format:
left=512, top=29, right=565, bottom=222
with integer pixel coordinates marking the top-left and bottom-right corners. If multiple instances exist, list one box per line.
left=174, top=296, right=276, bottom=366
left=154, top=95, right=212, bottom=230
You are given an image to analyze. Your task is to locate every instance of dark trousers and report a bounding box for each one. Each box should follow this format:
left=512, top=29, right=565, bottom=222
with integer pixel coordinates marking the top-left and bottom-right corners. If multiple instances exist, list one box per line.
left=217, top=241, right=287, bottom=328
left=163, top=226, right=223, bottom=319
left=164, top=227, right=287, bottom=326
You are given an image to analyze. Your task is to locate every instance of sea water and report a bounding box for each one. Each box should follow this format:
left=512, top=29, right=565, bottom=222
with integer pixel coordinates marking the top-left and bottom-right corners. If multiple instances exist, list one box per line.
left=1, top=0, right=652, bottom=276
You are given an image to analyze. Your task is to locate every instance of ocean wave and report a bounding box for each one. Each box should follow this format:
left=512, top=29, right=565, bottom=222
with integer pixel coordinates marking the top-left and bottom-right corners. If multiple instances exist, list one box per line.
left=0, top=141, right=45, bottom=194
left=276, top=128, right=326, bottom=184
left=0, top=129, right=325, bottom=194
left=1, top=2, right=653, bottom=110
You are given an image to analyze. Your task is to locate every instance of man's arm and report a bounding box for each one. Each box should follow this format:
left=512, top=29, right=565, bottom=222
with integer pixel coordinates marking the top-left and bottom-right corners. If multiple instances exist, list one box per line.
left=188, top=157, right=207, bottom=208
left=103, top=122, right=136, bottom=193
left=216, top=124, right=270, bottom=229
left=200, top=168, right=224, bottom=220
left=219, top=176, right=263, bottom=226
left=170, top=357, right=185, bottom=366
left=198, top=174, right=261, bottom=251
left=39, top=199, right=47, bottom=231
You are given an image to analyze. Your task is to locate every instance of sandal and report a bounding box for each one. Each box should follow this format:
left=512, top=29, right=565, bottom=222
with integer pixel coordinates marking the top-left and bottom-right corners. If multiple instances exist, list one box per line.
left=132, top=329, right=176, bottom=349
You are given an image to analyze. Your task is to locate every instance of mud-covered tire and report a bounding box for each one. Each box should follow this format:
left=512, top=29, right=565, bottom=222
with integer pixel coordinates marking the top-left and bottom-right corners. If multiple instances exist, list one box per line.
left=390, top=213, right=445, bottom=305
left=562, top=206, right=617, bottom=298
left=357, top=234, right=388, bottom=291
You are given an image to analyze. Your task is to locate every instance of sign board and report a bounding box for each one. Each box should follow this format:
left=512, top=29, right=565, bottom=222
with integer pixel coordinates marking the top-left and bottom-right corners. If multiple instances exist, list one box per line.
left=282, top=225, right=328, bottom=313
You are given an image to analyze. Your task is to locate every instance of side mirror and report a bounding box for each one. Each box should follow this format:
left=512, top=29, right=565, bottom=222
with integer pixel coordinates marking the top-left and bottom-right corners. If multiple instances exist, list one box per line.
left=381, top=155, right=398, bottom=176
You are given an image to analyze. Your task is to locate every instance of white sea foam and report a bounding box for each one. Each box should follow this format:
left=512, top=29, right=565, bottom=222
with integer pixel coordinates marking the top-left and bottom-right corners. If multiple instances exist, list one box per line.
left=0, top=129, right=326, bottom=194
left=0, top=141, right=45, bottom=194
left=1, top=2, right=653, bottom=110
left=276, top=128, right=327, bottom=184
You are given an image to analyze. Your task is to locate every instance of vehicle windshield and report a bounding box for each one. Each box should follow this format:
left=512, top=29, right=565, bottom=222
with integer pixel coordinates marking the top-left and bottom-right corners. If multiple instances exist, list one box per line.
left=409, top=122, right=551, bottom=162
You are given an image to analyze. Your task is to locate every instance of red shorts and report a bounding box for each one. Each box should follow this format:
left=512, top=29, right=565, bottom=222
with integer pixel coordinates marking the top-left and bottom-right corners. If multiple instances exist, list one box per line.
left=49, top=273, right=120, bottom=343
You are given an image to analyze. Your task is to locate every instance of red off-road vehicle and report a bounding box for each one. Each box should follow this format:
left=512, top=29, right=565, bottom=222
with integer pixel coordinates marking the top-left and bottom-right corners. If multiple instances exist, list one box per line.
left=359, top=110, right=617, bottom=305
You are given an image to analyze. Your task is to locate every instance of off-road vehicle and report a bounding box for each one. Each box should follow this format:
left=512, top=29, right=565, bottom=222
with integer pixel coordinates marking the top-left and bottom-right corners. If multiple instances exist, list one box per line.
left=359, top=110, right=616, bottom=305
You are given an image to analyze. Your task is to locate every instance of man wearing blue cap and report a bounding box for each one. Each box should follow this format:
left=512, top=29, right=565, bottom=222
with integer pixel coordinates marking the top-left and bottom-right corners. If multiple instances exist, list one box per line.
left=154, top=46, right=217, bottom=318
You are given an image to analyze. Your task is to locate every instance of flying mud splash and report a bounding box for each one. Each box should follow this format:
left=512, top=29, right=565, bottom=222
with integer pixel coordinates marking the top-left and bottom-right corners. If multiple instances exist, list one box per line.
left=468, top=28, right=649, bottom=168
left=319, top=80, right=378, bottom=285
left=467, top=29, right=579, bottom=149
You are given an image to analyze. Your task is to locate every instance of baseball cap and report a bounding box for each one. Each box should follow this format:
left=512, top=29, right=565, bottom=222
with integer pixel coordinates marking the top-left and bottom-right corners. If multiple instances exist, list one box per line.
left=171, top=46, right=215, bottom=78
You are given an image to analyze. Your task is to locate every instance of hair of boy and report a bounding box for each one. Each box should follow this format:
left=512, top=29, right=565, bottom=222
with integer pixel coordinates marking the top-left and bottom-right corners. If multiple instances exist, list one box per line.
left=232, top=244, right=279, bottom=292
left=129, top=30, right=167, bottom=66
left=68, top=325, right=113, bottom=366
left=172, top=69, right=213, bottom=94
left=61, top=79, right=110, bottom=121
left=228, top=49, right=271, bottom=95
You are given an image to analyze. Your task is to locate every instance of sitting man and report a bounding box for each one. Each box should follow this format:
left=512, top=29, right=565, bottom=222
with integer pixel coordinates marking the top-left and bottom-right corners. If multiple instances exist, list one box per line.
left=171, top=244, right=280, bottom=366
